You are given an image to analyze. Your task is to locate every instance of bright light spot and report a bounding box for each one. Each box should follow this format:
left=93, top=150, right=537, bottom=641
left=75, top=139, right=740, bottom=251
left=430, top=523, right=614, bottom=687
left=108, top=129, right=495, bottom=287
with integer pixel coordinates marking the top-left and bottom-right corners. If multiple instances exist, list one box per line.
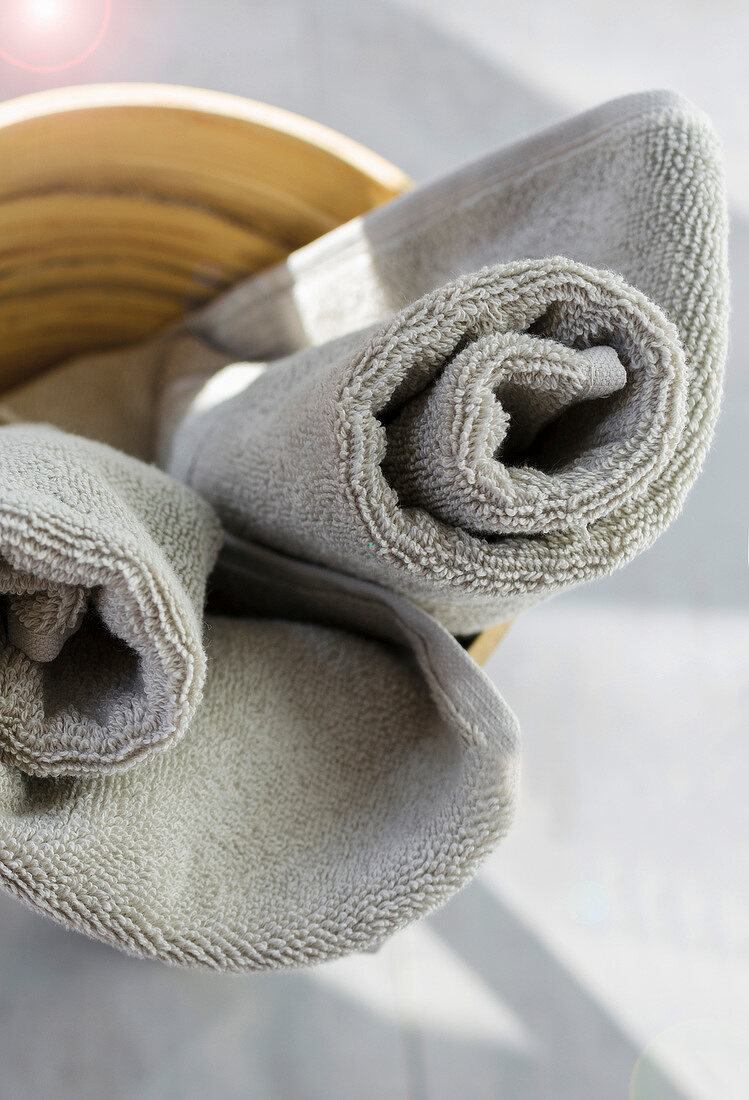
left=28, top=0, right=62, bottom=24
left=189, top=361, right=267, bottom=416
left=0, top=0, right=111, bottom=72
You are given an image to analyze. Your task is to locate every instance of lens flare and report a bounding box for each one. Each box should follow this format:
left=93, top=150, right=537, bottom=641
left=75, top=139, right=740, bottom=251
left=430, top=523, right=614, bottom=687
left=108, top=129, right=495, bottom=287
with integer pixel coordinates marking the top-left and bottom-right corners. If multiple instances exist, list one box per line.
left=28, top=0, right=62, bottom=24
left=0, top=0, right=111, bottom=73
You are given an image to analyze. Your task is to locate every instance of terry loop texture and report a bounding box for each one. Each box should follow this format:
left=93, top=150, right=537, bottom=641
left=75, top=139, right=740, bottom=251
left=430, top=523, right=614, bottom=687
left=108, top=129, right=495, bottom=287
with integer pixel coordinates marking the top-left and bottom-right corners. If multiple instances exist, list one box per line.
left=156, top=89, right=727, bottom=634
left=0, top=337, right=165, bottom=461
left=163, top=257, right=687, bottom=634
left=0, top=541, right=520, bottom=970
left=0, top=89, right=727, bottom=966
left=0, top=424, right=221, bottom=776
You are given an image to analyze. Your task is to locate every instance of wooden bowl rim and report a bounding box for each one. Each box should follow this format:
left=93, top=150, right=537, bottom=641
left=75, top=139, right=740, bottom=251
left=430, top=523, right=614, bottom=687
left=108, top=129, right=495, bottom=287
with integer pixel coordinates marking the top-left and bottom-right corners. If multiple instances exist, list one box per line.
left=0, top=82, right=412, bottom=195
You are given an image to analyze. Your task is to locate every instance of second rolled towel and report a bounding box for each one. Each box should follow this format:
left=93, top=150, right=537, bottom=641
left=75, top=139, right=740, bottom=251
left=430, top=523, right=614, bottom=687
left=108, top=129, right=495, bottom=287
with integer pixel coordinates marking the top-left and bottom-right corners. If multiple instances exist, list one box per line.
left=0, top=424, right=221, bottom=776
left=0, top=427, right=520, bottom=968
left=162, top=257, right=685, bottom=634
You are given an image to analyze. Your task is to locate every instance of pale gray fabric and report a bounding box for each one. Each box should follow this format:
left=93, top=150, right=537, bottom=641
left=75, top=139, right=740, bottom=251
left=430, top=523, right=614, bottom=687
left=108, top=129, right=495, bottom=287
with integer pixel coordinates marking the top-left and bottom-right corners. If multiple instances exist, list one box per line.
left=162, top=257, right=688, bottom=634
left=0, top=338, right=165, bottom=462
left=0, top=288, right=523, bottom=973
left=0, top=88, right=728, bottom=967
left=187, top=90, right=727, bottom=367
left=157, top=89, right=728, bottom=634
left=383, top=341, right=628, bottom=535
left=0, top=536, right=520, bottom=970
left=0, top=425, right=221, bottom=777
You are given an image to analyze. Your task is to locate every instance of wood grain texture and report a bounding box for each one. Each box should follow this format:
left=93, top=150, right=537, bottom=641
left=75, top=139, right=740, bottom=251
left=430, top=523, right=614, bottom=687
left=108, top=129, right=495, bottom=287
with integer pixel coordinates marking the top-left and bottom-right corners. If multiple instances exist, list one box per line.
left=0, top=83, right=505, bottom=664
left=0, top=83, right=409, bottom=387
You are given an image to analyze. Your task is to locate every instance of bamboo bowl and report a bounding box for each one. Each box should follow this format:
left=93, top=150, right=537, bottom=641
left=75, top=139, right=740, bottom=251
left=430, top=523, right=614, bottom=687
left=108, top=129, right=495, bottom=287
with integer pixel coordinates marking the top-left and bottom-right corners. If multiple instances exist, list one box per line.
left=0, top=83, right=507, bottom=663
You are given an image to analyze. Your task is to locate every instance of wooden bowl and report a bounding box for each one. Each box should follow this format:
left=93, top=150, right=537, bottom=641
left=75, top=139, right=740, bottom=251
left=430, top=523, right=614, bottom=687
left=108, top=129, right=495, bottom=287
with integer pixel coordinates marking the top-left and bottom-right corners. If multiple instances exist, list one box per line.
left=0, top=83, right=505, bottom=663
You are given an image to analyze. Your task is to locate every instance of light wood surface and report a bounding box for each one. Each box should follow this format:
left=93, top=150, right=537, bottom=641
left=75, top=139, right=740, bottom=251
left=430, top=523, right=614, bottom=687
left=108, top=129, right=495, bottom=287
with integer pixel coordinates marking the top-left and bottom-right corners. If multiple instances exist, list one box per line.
left=0, top=83, right=505, bottom=664
left=466, top=620, right=512, bottom=665
left=0, top=83, right=409, bottom=388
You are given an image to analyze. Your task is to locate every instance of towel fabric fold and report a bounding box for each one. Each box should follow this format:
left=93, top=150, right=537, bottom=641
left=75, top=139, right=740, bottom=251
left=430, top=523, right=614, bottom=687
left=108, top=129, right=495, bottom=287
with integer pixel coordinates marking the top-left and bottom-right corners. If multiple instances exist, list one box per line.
left=163, top=257, right=685, bottom=632
left=154, top=89, right=727, bottom=633
left=0, top=449, right=520, bottom=967
left=0, top=424, right=221, bottom=776
left=0, top=89, right=729, bottom=966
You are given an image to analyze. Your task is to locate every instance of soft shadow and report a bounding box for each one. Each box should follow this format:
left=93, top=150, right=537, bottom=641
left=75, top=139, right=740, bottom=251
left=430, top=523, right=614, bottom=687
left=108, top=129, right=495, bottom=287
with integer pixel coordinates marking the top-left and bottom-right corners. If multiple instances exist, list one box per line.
left=0, top=882, right=694, bottom=1100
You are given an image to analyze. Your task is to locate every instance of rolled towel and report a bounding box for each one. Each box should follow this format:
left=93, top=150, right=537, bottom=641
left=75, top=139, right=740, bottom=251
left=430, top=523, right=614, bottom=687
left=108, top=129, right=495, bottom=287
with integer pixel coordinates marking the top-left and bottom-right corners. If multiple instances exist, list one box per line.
left=0, top=540, right=519, bottom=969
left=160, top=257, right=686, bottom=633
left=0, top=424, right=221, bottom=776
left=152, top=89, right=727, bottom=633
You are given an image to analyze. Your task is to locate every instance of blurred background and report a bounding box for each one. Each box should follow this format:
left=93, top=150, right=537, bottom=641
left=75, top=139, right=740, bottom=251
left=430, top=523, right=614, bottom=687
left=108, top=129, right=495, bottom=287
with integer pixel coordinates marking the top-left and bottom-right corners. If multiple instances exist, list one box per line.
left=0, top=2, right=747, bottom=1097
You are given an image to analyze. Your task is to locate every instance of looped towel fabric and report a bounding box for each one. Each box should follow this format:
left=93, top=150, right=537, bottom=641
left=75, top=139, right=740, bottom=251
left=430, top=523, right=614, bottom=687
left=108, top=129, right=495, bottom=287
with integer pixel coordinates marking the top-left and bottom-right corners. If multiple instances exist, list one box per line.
left=0, top=425, right=221, bottom=777
left=162, top=257, right=687, bottom=634
left=0, top=514, right=520, bottom=969
left=0, top=89, right=730, bottom=968
left=154, top=89, right=728, bottom=634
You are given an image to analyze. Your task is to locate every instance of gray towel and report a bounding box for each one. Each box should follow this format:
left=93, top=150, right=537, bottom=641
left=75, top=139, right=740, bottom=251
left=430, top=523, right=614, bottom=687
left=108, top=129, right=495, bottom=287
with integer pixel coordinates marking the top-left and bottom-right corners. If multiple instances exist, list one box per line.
left=0, top=88, right=728, bottom=966
left=161, top=258, right=682, bottom=633
left=155, top=90, right=727, bottom=633
left=0, top=434, right=520, bottom=966
left=0, top=424, right=220, bottom=777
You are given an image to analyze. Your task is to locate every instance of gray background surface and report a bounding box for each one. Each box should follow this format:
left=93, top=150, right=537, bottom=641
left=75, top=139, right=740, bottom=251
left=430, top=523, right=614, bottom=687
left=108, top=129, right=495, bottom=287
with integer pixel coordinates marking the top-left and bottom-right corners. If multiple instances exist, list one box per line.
left=0, top=2, right=746, bottom=1097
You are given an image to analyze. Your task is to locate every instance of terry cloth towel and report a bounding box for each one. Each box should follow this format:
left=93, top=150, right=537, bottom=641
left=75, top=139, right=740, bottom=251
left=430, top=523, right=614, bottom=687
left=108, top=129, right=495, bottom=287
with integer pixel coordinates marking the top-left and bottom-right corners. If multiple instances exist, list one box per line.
left=161, top=258, right=683, bottom=634
left=0, top=529, right=520, bottom=969
left=0, top=424, right=221, bottom=777
left=153, top=89, right=728, bottom=634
